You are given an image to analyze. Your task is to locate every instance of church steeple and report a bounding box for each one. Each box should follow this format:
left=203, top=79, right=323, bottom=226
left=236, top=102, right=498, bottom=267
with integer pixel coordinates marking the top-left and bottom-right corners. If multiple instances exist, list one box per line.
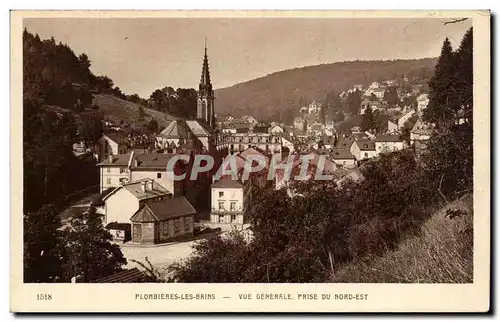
left=197, top=41, right=215, bottom=128
left=199, top=40, right=211, bottom=90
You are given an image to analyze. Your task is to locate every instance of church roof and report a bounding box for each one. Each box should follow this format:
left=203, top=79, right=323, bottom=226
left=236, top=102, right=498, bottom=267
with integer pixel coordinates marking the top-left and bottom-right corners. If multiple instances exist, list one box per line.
left=158, top=121, right=192, bottom=139
left=186, top=120, right=213, bottom=137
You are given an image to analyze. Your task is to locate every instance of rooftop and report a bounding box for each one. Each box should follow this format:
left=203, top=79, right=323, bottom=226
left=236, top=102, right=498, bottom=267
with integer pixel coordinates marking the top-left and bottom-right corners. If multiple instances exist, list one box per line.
left=375, top=134, right=403, bottom=142
left=100, top=179, right=172, bottom=201
left=211, top=175, right=245, bottom=189
left=330, top=149, right=355, bottom=160
left=130, top=196, right=197, bottom=222
left=355, top=140, right=376, bottom=151
left=92, top=268, right=150, bottom=283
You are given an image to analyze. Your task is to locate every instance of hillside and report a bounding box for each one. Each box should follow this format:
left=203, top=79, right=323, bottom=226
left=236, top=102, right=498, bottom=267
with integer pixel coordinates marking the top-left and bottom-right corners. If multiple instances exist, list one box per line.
left=215, top=58, right=437, bottom=121
left=92, top=94, right=179, bottom=129
left=332, top=195, right=473, bottom=283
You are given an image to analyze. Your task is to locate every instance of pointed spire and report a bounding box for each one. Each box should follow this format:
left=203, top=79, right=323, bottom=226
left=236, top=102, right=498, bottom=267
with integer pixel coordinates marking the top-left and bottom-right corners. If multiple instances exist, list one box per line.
left=200, top=39, right=211, bottom=89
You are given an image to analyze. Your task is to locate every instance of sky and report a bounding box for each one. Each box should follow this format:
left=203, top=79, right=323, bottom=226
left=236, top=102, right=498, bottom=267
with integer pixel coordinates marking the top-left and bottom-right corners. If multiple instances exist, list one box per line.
left=24, top=18, right=472, bottom=98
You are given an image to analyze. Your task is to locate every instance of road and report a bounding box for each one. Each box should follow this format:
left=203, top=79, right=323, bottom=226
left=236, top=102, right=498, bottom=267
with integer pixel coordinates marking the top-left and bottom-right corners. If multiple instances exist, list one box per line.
left=119, top=240, right=198, bottom=276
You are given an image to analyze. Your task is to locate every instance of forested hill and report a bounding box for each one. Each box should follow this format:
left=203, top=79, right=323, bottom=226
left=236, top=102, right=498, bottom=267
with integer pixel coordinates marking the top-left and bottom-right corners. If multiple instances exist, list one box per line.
left=214, top=58, right=437, bottom=121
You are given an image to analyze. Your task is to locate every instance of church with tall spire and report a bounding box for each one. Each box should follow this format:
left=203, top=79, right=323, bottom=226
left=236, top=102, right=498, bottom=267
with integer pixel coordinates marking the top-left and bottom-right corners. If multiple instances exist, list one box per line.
left=197, top=42, right=216, bottom=129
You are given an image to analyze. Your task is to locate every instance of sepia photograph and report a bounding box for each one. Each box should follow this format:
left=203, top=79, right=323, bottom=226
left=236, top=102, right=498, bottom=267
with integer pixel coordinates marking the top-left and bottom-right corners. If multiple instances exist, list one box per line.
left=10, top=10, right=490, bottom=312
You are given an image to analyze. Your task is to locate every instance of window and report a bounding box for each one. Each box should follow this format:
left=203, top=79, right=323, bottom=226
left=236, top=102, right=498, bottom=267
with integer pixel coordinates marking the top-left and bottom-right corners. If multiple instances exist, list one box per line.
left=107, top=167, right=110, bottom=173
left=364, top=152, right=368, bottom=158
left=219, top=215, right=224, bottom=223
left=230, top=202, right=237, bottom=211
left=231, top=215, right=236, bottom=222
left=119, top=178, right=127, bottom=185
left=184, top=217, right=191, bottom=230
left=219, top=191, right=224, bottom=198
left=218, top=201, right=225, bottom=211
left=119, top=167, right=126, bottom=174
left=157, top=173, right=162, bottom=179
left=343, top=161, right=347, bottom=166
left=174, top=219, right=180, bottom=234
left=106, top=178, right=111, bottom=185
left=162, top=222, right=169, bottom=235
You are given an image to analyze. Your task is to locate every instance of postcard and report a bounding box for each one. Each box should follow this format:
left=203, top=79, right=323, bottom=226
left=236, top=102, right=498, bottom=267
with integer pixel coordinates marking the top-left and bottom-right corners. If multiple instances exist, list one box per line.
left=10, top=10, right=490, bottom=313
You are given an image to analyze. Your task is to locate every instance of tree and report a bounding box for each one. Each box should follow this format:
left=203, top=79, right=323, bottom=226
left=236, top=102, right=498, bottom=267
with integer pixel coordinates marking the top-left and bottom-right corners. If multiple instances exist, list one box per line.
left=61, top=207, right=127, bottom=282
left=361, top=106, right=376, bottom=132
left=422, top=28, right=473, bottom=200
left=383, top=86, right=399, bottom=108
left=347, top=90, right=362, bottom=116
left=146, top=119, right=159, bottom=134
left=24, top=204, right=63, bottom=282
left=167, top=230, right=250, bottom=282
left=78, top=111, right=104, bottom=144
left=423, top=37, right=457, bottom=126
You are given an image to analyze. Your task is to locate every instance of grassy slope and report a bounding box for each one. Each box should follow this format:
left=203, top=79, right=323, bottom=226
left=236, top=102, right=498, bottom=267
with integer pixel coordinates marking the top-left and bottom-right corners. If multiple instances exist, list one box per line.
left=332, top=194, right=473, bottom=283
left=93, top=94, right=179, bottom=128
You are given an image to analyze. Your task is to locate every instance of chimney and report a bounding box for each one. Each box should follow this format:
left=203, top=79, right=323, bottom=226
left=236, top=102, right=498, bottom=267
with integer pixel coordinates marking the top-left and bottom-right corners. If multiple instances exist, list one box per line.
left=147, top=180, right=154, bottom=191
left=141, top=181, right=146, bottom=192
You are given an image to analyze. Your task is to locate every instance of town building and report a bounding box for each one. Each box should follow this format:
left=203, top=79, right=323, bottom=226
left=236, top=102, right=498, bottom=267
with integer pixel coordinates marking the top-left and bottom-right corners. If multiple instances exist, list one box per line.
left=350, top=140, right=377, bottom=161
left=410, top=118, right=434, bottom=151
left=330, top=149, right=356, bottom=169
left=97, top=152, right=188, bottom=194
left=269, top=124, right=285, bottom=134
left=227, top=133, right=282, bottom=157
left=100, top=179, right=171, bottom=225
left=210, top=175, right=251, bottom=227
left=375, top=134, right=405, bottom=154
left=130, top=196, right=196, bottom=244
left=97, top=133, right=129, bottom=161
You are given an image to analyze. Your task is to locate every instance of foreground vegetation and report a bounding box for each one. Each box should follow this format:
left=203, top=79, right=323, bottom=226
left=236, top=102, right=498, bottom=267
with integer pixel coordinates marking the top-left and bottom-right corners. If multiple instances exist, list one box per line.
left=167, top=28, right=473, bottom=283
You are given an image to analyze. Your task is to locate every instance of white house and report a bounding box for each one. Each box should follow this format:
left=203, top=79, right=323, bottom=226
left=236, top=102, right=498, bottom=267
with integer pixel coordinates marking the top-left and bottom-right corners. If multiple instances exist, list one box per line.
left=97, top=152, right=188, bottom=194
left=210, top=175, right=250, bottom=226
left=350, top=140, right=377, bottom=161
left=101, top=179, right=171, bottom=225
left=330, top=149, right=356, bottom=169
left=97, top=133, right=129, bottom=162
left=269, top=124, right=285, bottom=134
left=410, top=119, right=433, bottom=146
left=375, top=135, right=405, bottom=154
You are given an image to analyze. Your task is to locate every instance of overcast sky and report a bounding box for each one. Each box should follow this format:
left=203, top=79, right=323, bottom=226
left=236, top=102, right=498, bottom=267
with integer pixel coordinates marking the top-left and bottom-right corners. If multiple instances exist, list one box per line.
left=24, top=18, right=472, bottom=98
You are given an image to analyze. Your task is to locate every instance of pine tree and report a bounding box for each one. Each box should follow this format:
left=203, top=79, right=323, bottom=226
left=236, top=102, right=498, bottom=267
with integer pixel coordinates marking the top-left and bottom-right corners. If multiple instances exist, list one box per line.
left=423, top=38, right=456, bottom=126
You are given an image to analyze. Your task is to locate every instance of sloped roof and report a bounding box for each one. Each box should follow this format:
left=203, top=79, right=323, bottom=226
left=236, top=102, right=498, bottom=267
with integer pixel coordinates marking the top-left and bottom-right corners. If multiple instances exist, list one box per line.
left=102, top=179, right=172, bottom=201
left=92, top=268, right=149, bottom=283
left=97, top=154, right=131, bottom=166
left=239, top=146, right=270, bottom=165
left=330, top=149, right=355, bottom=160
left=158, top=120, right=191, bottom=139
left=130, top=153, right=179, bottom=170
left=186, top=120, right=213, bottom=136
left=337, top=139, right=355, bottom=150
left=375, top=134, right=403, bottom=142
left=355, top=140, right=376, bottom=151
left=211, top=175, right=245, bottom=189
left=130, top=196, right=197, bottom=222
